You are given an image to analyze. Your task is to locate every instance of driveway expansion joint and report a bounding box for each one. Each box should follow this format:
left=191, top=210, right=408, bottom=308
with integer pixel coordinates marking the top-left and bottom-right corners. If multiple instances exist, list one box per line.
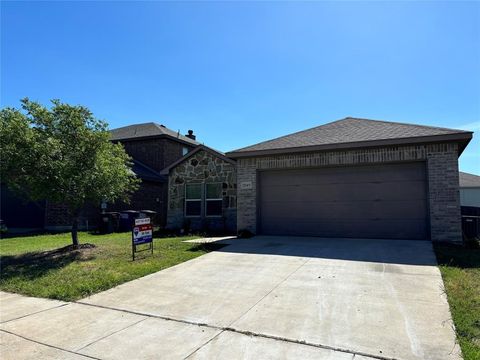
left=74, top=300, right=401, bottom=360
left=0, top=303, right=69, bottom=324
left=74, top=317, right=148, bottom=352
left=0, top=329, right=100, bottom=360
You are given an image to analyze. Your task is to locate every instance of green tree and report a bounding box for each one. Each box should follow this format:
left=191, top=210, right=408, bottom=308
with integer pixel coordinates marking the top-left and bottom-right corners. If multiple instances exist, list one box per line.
left=0, top=98, right=140, bottom=247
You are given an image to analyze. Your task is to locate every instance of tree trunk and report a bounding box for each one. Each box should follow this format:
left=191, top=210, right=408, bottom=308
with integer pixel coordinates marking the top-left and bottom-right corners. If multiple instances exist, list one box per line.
left=71, top=216, right=79, bottom=248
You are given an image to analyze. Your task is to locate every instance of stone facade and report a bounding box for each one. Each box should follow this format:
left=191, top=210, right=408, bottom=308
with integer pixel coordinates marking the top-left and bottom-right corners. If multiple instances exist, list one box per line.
left=167, top=150, right=237, bottom=233
left=236, top=143, right=463, bottom=244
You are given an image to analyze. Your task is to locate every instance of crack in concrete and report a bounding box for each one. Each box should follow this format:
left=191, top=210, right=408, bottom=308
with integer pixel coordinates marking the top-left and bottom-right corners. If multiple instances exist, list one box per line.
left=0, top=329, right=101, bottom=360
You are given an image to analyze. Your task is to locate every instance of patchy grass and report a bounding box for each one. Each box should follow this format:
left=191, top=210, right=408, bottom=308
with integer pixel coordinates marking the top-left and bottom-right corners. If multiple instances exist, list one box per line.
left=434, top=244, right=480, bottom=360
left=0, top=232, right=220, bottom=301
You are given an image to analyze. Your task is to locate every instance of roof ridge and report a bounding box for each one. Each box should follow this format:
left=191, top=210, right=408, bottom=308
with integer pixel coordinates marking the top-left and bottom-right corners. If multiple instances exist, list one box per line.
left=344, top=117, right=471, bottom=133
left=233, top=118, right=349, bottom=152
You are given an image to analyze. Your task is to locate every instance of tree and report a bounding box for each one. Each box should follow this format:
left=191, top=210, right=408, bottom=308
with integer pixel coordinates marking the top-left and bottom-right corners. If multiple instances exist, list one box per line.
left=0, top=98, right=140, bottom=247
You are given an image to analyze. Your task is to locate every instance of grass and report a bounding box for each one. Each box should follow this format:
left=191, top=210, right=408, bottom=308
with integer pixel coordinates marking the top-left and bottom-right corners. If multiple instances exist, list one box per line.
left=0, top=232, right=220, bottom=301
left=434, top=244, right=480, bottom=360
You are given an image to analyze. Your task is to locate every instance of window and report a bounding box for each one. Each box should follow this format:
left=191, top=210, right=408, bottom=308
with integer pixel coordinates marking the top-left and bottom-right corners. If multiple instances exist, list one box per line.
left=185, top=183, right=202, bottom=217
left=205, top=183, right=222, bottom=217
left=182, top=147, right=189, bottom=156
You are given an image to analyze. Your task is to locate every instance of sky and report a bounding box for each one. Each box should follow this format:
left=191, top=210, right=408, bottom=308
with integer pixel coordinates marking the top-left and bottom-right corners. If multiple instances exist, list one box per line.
left=1, top=1, right=479, bottom=173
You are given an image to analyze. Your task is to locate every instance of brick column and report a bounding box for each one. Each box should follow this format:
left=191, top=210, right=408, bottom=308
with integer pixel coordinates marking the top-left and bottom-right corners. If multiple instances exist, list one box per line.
left=427, top=144, right=463, bottom=244
left=237, top=161, right=257, bottom=233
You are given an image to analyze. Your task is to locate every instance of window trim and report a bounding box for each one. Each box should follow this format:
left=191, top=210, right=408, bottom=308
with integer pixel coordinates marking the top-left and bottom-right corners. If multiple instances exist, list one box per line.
left=184, top=183, right=202, bottom=218
left=205, top=183, right=223, bottom=218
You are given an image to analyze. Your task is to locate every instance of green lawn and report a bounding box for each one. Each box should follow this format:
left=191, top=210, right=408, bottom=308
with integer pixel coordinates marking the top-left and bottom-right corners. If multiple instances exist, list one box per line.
left=434, top=244, right=480, bottom=360
left=0, top=232, right=216, bottom=301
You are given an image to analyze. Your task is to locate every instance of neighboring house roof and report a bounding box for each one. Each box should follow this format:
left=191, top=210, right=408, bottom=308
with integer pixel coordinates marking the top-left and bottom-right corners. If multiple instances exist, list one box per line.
left=132, top=160, right=166, bottom=182
left=110, top=122, right=199, bottom=146
left=459, top=171, right=480, bottom=188
left=226, top=117, right=473, bottom=158
left=160, top=145, right=235, bottom=175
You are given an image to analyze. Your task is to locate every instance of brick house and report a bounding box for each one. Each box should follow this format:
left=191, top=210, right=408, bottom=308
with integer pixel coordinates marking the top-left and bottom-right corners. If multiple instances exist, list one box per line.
left=226, top=117, right=473, bottom=244
left=39, top=117, right=473, bottom=244
left=44, top=123, right=199, bottom=230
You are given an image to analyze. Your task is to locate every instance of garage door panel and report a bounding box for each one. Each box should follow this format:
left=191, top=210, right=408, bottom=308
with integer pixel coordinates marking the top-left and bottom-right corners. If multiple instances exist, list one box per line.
left=259, top=163, right=428, bottom=240
left=261, top=217, right=428, bottom=239
left=261, top=163, right=426, bottom=186
left=261, top=181, right=426, bottom=202
left=261, top=200, right=427, bottom=220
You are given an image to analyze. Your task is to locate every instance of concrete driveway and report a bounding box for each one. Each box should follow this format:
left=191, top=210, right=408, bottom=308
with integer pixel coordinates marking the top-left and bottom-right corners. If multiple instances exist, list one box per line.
left=1, top=236, right=460, bottom=360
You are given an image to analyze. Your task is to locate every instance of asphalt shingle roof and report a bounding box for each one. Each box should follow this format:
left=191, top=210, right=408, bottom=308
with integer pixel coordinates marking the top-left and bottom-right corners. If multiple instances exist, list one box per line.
left=110, top=122, right=199, bottom=145
left=459, top=172, right=480, bottom=188
left=131, top=160, right=166, bottom=182
left=228, top=117, right=472, bottom=156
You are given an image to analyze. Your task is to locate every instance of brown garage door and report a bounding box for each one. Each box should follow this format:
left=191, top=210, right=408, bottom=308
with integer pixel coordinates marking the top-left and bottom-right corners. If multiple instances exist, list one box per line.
left=259, top=162, right=428, bottom=240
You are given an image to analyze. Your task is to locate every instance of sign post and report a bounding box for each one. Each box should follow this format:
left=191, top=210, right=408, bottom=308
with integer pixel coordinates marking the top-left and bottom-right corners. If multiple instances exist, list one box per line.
left=132, top=217, right=153, bottom=261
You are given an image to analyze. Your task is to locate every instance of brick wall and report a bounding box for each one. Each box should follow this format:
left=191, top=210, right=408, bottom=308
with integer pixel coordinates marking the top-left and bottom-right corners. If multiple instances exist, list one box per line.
left=167, top=150, right=237, bottom=233
left=45, top=202, right=98, bottom=231
left=236, top=143, right=462, bottom=244
left=120, top=138, right=195, bottom=172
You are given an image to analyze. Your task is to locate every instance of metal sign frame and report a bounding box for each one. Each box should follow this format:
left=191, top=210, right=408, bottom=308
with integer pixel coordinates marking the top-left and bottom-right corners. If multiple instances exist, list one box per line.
left=132, top=217, right=153, bottom=261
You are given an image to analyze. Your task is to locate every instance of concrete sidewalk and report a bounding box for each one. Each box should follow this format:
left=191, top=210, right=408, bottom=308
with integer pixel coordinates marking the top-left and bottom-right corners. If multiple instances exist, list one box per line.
left=0, top=236, right=461, bottom=360
left=0, top=292, right=354, bottom=360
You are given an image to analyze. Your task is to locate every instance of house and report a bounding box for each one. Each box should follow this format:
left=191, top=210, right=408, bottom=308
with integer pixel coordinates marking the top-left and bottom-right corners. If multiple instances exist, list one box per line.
left=44, top=123, right=199, bottom=231
left=459, top=171, right=480, bottom=208
left=161, top=145, right=237, bottom=233
left=29, top=117, right=476, bottom=244
left=226, top=117, right=473, bottom=244
left=0, top=184, right=45, bottom=233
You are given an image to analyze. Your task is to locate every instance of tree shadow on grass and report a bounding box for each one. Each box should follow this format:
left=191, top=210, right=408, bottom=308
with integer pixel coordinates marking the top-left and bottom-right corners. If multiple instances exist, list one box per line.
left=0, top=245, right=96, bottom=281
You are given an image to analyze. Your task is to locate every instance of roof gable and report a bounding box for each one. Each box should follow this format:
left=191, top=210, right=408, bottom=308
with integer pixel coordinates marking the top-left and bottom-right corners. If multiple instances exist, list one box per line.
left=131, top=160, right=166, bottom=183
left=160, top=145, right=235, bottom=175
left=227, top=117, right=472, bottom=157
left=110, top=122, right=199, bottom=145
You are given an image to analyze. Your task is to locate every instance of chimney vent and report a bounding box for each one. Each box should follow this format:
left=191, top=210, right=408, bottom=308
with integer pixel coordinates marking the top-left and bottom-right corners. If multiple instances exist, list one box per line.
left=185, top=130, right=196, bottom=140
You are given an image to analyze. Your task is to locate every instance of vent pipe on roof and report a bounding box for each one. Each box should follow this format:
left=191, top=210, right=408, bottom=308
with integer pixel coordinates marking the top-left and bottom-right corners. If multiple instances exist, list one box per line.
left=185, top=130, right=196, bottom=140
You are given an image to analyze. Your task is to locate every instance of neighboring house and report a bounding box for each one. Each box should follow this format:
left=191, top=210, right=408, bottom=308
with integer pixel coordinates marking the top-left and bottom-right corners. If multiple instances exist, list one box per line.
left=44, top=123, right=199, bottom=230
left=161, top=145, right=237, bottom=233
left=226, top=117, right=473, bottom=245
left=0, top=184, right=45, bottom=233
left=459, top=171, right=480, bottom=208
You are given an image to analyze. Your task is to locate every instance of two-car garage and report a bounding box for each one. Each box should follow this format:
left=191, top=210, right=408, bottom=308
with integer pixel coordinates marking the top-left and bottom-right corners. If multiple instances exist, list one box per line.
left=258, top=162, right=429, bottom=240
left=228, top=117, right=472, bottom=244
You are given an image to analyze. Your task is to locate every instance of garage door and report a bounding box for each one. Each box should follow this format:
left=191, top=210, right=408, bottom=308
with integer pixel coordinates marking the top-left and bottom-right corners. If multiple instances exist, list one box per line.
left=259, top=162, right=428, bottom=240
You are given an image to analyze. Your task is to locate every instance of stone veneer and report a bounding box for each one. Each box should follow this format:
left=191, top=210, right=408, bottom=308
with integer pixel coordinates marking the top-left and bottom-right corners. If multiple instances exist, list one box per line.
left=236, top=143, right=462, bottom=244
left=167, top=150, right=237, bottom=233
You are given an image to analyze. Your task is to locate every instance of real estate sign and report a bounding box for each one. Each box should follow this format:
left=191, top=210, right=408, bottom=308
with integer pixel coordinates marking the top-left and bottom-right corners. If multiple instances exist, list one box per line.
left=132, top=217, right=153, bottom=260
